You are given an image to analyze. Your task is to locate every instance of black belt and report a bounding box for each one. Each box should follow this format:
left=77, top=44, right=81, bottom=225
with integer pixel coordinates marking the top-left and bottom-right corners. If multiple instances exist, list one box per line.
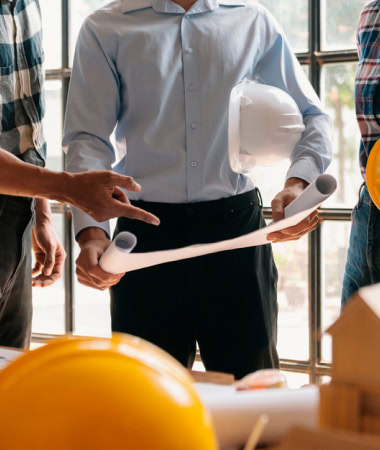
left=130, top=188, right=262, bottom=218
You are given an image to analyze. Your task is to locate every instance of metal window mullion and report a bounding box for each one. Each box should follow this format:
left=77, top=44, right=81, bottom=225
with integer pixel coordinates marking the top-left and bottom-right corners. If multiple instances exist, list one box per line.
left=310, top=0, right=321, bottom=94
left=306, top=0, right=322, bottom=384
left=308, top=224, right=322, bottom=384
left=62, top=0, right=74, bottom=334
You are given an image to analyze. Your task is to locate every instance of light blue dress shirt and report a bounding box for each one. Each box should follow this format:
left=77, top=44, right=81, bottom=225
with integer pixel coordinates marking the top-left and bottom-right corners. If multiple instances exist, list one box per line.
left=63, top=0, right=332, bottom=237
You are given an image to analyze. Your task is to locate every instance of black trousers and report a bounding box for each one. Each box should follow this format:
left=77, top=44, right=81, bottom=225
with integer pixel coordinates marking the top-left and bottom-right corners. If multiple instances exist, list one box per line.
left=0, top=195, right=34, bottom=349
left=110, top=189, right=279, bottom=379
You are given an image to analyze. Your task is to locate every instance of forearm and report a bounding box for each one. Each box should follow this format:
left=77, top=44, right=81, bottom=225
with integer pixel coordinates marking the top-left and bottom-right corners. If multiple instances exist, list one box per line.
left=0, top=148, right=73, bottom=202
left=286, top=114, right=332, bottom=183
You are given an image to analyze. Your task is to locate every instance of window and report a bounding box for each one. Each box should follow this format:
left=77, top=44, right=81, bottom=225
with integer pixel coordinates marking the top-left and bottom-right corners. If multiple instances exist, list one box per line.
left=35, top=0, right=367, bottom=386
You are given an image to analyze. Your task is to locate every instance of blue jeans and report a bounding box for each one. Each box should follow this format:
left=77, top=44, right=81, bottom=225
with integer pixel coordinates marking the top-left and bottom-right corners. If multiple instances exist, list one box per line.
left=342, top=183, right=380, bottom=305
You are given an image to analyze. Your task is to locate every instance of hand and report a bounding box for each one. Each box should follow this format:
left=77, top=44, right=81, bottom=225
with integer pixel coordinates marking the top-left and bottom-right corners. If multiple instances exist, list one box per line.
left=76, top=228, right=125, bottom=290
left=267, top=178, right=319, bottom=243
left=32, top=221, right=66, bottom=287
left=64, top=171, right=160, bottom=225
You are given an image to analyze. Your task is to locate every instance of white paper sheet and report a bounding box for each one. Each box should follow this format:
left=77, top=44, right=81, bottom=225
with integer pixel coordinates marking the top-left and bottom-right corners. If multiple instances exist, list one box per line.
left=100, top=174, right=336, bottom=274
left=0, top=347, right=23, bottom=371
left=195, top=383, right=319, bottom=449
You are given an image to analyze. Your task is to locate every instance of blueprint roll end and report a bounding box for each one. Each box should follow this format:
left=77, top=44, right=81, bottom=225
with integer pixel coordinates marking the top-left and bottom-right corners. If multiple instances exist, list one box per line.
left=315, top=174, right=337, bottom=195
left=115, top=232, right=137, bottom=253
left=99, top=232, right=138, bottom=274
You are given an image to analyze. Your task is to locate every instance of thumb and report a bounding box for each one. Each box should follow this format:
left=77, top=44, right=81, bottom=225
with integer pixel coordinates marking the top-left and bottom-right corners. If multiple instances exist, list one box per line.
left=112, top=186, right=130, bottom=204
left=271, top=196, right=285, bottom=222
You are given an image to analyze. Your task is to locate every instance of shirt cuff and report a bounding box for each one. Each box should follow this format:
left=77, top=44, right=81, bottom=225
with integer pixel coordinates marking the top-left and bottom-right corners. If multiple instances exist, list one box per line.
left=71, top=207, right=111, bottom=240
left=286, top=158, right=323, bottom=185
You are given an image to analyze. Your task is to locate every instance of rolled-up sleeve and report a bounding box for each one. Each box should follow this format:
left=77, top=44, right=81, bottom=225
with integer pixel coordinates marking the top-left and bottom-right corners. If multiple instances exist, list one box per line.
left=63, top=15, right=120, bottom=238
left=254, top=8, right=333, bottom=184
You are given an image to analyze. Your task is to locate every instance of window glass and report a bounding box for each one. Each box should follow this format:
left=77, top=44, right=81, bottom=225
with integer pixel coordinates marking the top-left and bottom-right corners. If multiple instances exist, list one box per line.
left=283, top=371, right=310, bottom=389
left=73, top=282, right=112, bottom=337
left=44, top=80, right=63, bottom=171
left=321, top=63, right=363, bottom=208
left=40, top=0, right=62, bottom=70
left=69, top=0, right=111, bottom=65
left=255, top=0, right=309, bottom=53
left=321, top=221, right=351, bottom=363
left=32, top=213, right=65, bottom=335
left=275, top=235, right=309, bottom=361
left=72, top=219, right=117, bottom=337
left=321, top=0, right=373, bottom=51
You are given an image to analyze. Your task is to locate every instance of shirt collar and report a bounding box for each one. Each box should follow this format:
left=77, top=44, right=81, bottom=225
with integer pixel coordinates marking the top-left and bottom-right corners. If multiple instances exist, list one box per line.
left=122, top=0, right=246, bottom=14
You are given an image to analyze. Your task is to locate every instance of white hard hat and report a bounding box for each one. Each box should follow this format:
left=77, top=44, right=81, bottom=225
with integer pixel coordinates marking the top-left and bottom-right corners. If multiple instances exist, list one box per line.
left=228, top=79, right=305, bottom=172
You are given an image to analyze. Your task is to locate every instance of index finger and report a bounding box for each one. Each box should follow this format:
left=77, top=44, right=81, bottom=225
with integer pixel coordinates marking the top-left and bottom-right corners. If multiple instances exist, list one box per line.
left=116, top=204, right=160, bottom=226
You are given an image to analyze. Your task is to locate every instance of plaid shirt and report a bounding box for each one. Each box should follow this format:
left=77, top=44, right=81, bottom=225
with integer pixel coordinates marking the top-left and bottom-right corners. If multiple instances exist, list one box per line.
left=356, top=0, right=380, bottom=178
left=0, top=0, right=46, bottom=165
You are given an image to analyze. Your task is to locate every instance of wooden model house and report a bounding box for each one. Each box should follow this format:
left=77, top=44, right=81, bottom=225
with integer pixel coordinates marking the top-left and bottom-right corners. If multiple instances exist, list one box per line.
left=319, top=284, right=380, bottom=435
left=273, top=284, right=380, bottom=450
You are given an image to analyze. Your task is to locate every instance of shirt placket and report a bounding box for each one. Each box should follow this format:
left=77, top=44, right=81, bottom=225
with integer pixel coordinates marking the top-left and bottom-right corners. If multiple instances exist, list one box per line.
left=181, top=14, right=203, bottom=202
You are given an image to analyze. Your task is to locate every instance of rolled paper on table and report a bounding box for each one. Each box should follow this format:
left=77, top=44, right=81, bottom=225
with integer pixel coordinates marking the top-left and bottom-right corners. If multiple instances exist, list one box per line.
left=194, top=383, right=319, bottom=449
left=99, top=174, right=337, bottom=274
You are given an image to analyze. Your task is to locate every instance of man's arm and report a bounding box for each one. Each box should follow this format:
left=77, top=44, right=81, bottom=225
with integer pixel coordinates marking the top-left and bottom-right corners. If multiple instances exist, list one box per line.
left=0, top=148, right=159, bottom=225
left=255, top=8, right=332, bottom=185
left=63, top=15, right=137, bottom=290
left=255, top=7, right=333, bottom=242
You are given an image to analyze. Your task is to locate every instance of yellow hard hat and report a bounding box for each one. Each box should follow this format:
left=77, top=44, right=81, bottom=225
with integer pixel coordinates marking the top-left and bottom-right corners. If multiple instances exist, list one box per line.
left=366, top=138, right=380, bottom=210
left=0, top=333, right=217, bottom=450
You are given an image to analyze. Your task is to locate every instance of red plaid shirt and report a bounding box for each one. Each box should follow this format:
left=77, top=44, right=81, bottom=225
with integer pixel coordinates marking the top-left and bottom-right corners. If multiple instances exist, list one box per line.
left=356, top=0, right=380, bottom=178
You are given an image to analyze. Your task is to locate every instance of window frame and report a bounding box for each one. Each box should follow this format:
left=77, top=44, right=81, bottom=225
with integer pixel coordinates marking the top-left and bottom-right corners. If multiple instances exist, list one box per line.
left=37, top=0, right=357, bottom=384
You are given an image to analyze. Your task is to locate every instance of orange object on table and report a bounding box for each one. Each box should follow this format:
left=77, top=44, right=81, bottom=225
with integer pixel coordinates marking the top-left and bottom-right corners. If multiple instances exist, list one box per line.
left=235, top=369, right=287, bottom=391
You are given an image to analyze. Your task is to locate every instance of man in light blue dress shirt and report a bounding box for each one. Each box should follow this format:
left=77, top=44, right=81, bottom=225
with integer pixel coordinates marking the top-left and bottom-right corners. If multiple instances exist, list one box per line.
left=64, top=0, right=332, bottom=378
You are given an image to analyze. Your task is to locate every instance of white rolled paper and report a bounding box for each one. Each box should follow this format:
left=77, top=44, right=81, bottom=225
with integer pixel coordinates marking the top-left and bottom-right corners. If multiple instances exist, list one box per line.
left=99, top=232, right=137, bottom=273
left=99, top=174, right=337, bottom=274
left=284, top=173, right=337, bottom=218
left=195, top=383, right=319, bottom=449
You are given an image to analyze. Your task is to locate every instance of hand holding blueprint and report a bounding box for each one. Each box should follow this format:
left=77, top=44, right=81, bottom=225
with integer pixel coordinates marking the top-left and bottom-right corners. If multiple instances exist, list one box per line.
left=100, top=174, right=337, bottom=274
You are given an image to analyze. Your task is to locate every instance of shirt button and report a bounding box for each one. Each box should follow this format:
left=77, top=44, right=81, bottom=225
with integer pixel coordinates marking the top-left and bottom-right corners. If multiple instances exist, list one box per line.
left=186, top=48, right=193, bottom=54
left=191, top=122, right=197, bottom=129
left=191, top=161, right=198, bottom=167
left=189, top=84, right=196, bottom=92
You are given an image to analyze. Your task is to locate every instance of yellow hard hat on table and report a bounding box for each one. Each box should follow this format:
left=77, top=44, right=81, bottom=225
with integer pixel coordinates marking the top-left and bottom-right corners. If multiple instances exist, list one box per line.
left=0, top=333, right=217, bottom=450
left=366, top=138, right=380, bottom=210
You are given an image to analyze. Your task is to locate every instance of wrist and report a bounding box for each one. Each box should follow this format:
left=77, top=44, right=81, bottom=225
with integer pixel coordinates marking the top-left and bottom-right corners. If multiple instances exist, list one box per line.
left=35, top=198, right=53, bottom=226
left=285, top=177, right=309, bottom=190
left=41, top=171, right=74, bottom=204
left=77, top=227, right=108, bottom=248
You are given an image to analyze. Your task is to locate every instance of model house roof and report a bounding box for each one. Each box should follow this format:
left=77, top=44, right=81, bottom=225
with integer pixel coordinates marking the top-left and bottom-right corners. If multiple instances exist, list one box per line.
left=327, top=284, right=380, bottom=336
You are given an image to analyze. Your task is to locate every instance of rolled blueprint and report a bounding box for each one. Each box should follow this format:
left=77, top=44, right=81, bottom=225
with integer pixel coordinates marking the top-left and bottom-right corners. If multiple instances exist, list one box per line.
left=99, top=174, right=337, bottom=274
left=284, top=173, right=337, bottom=218
left=195, top=383, right=319, bottom=449
left=99, top=232, right=137, bottom=273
